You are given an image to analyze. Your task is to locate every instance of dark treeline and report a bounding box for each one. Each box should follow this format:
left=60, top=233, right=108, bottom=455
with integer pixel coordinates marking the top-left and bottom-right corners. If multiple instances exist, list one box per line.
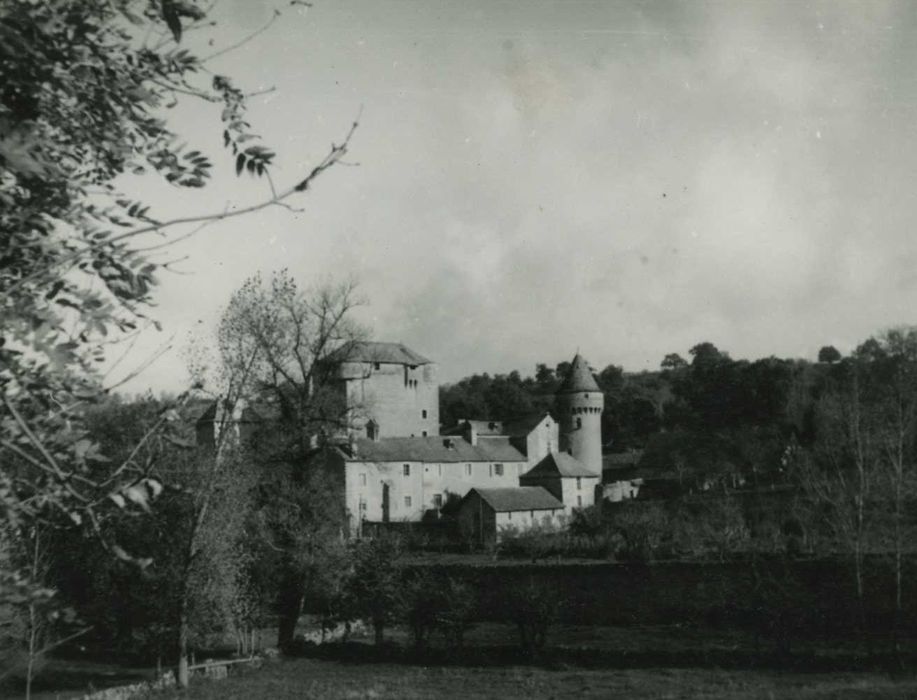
left=441, top=341, right=844, bottom=487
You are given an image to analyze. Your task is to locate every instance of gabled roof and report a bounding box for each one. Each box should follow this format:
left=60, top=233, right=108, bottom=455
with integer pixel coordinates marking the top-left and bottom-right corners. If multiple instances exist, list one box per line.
left=558, top=353, right=600, bottom=393
left=502, top=412, right=552, bottom=437
left=338, top=435, right=525, bottom=464
left=475, top=436, right=529, bottom=462
left=465, top=487, right=564, bottom=512
left=523, top=451, right=597, bottom=478
left=326, top=341, right=431, bottom=366
left=443, top=413, right=551, bottom=439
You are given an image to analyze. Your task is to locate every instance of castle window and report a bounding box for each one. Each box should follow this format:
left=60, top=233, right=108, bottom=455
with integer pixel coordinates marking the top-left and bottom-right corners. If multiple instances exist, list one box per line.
left=422, top=430, right=428, bottom=437
left=404, top=496, right=412, bottom=508
left=577, top=495, right=582, bottom=507
left=403, top=464, right=410, bottom=476
left=360, top=473, right=367, bottom=487
left=466, top=463, right=472, bottom=476
left=433, top=493, right=443, bottom=508
left=576, top=417, right=582, bottom=429
left=494, top=463, right=503, bottom=476
left=576, top=477, right=581, bottom=490
left=488, top=464, right=493, bottom=477
left=374, top=362, right=381, bottom=370
left=508, top=511, right=512, bottom=520
left=422, top=409, right=427, bottom=419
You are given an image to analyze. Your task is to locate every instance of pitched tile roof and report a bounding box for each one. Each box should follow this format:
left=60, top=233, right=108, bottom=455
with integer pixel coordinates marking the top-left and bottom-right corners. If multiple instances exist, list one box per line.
left=326, top=341, right=432, bottom=366
left=558, top=353, right=600, bottom=393
left=339, top=435, right=525, bottom=463
left=443, top=413, right=551, bottom=439
left=523, top=451, right=597, bottom=478
left=440, top=420, right=506, bottom=437
left=476, top=436, right=529, bottom=462
left=502, top=412, right=552, bottom=437
left=466, top=487, right=564, bottom=512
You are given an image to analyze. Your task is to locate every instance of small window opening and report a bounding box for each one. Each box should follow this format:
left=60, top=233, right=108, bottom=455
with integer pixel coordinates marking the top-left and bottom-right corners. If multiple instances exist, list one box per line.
left=404, top=496, right=412, bottom=508
left=433, top=493, right=443, bottom=508
left=494, top=463, right=504, bottom=476
left=422, top=409, right=427, bottom=419
left=403, top=464, right=410, bottom=476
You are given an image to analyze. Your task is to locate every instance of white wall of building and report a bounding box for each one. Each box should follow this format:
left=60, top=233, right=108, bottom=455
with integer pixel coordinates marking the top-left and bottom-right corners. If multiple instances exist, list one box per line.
left=345, top=458, right=528, bottom=526
left=341, top=361, right=439, bottom=439
left=561, top=475, right=600, bottom=512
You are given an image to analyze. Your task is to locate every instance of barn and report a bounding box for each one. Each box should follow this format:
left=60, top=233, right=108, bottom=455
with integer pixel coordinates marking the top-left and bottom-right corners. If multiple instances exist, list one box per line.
left=456, top=486, right=565, bottom=545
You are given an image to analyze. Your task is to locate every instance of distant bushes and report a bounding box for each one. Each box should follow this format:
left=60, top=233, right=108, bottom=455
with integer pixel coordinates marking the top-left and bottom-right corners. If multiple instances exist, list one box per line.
left=401, top=572, right=475, bottom=651
left=501, top=580, right=558, bottom=658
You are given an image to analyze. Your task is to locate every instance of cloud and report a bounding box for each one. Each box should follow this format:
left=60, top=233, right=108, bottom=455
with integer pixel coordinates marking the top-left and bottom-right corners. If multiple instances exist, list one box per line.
left=114, top=0, right=917, bottom=394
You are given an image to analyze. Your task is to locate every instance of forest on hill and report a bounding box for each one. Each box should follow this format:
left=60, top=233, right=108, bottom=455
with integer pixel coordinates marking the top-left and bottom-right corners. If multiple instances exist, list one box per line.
left=441, top=341, right=851, bottom=489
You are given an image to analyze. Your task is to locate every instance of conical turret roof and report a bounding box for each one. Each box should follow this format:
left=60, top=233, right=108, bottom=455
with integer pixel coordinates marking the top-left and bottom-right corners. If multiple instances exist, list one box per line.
left=558, top=353, right=600, bottom=393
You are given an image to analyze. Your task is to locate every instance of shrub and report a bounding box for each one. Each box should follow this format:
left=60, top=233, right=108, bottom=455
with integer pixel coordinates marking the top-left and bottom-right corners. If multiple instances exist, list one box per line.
left=612, top=501, right=670, bottom=562
left=341, top=534, right=404, bottom=646
left=401, top=574, right=476, bottom=652
left=402, top=571, right=439, bottom=651
left=504, top=580, right=558, bottom=659
left=438, top=578, right=476, bottom=651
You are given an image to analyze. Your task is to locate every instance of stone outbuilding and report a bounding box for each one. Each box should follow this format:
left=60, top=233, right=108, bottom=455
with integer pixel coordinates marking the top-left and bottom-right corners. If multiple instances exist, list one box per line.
left=520, top=451, right=600, bottom=512
left=456, top=486, right=565, bottom=545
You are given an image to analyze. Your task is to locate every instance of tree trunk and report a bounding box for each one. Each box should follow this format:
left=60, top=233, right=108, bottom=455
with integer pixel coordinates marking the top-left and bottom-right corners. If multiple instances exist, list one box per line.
left=25, top=602, right=37, bottom=700
left=277, top=582, right=305, bottom=652
left=178, top=606, right=190, bottom=688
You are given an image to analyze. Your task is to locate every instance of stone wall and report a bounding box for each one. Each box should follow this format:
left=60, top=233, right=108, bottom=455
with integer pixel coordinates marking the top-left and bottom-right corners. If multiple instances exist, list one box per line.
left=343, top=362, right=439, bottom=438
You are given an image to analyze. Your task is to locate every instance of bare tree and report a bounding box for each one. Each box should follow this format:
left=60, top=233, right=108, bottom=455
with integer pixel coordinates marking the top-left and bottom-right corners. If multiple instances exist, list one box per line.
left=866, top=328, right=917, bottom=659
left=798, top=371, right=880, bottom=645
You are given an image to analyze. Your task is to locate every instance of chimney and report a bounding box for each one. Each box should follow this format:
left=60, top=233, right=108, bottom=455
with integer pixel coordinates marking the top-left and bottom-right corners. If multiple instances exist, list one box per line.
left=464, top=421, right=478, bottom=447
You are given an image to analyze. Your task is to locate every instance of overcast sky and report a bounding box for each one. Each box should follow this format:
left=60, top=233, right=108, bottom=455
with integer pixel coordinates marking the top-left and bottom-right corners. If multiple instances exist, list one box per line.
left=117, top=0, right=917, bottom=394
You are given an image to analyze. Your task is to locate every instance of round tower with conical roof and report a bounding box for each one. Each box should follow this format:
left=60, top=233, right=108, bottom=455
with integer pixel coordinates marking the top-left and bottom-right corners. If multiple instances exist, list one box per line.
left=556, top=353, right=604, bottom=476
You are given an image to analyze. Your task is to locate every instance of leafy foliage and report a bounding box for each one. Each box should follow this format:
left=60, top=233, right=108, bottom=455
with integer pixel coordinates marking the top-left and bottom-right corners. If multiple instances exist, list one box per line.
left=340, top=535, right=404, bottom=646
left=0, top=1, right=354, bottom=689
left=205, top=270, right=364, bottom=650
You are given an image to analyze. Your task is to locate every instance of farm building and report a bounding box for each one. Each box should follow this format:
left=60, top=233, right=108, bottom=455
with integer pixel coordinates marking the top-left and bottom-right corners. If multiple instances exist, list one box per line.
left=456, top=487, right=565, bottom=545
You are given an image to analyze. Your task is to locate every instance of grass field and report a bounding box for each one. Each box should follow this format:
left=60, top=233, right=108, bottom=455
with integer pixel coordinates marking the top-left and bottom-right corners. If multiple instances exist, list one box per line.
left=176, top=657, right=917, bottom=699
left=17, top=622, right=917, bottom=699
left=172, top=622, right=917, bottom=700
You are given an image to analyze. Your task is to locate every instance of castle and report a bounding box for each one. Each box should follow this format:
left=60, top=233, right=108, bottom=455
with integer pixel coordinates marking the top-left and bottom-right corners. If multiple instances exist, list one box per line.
left=196, top=340, right=606, bottom=542
left=323, top=341, right=604, bottom=541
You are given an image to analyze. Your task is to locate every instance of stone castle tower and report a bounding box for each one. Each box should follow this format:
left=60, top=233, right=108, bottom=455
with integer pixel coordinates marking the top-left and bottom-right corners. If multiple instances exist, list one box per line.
left=556, top=353, right=604, bottom=476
